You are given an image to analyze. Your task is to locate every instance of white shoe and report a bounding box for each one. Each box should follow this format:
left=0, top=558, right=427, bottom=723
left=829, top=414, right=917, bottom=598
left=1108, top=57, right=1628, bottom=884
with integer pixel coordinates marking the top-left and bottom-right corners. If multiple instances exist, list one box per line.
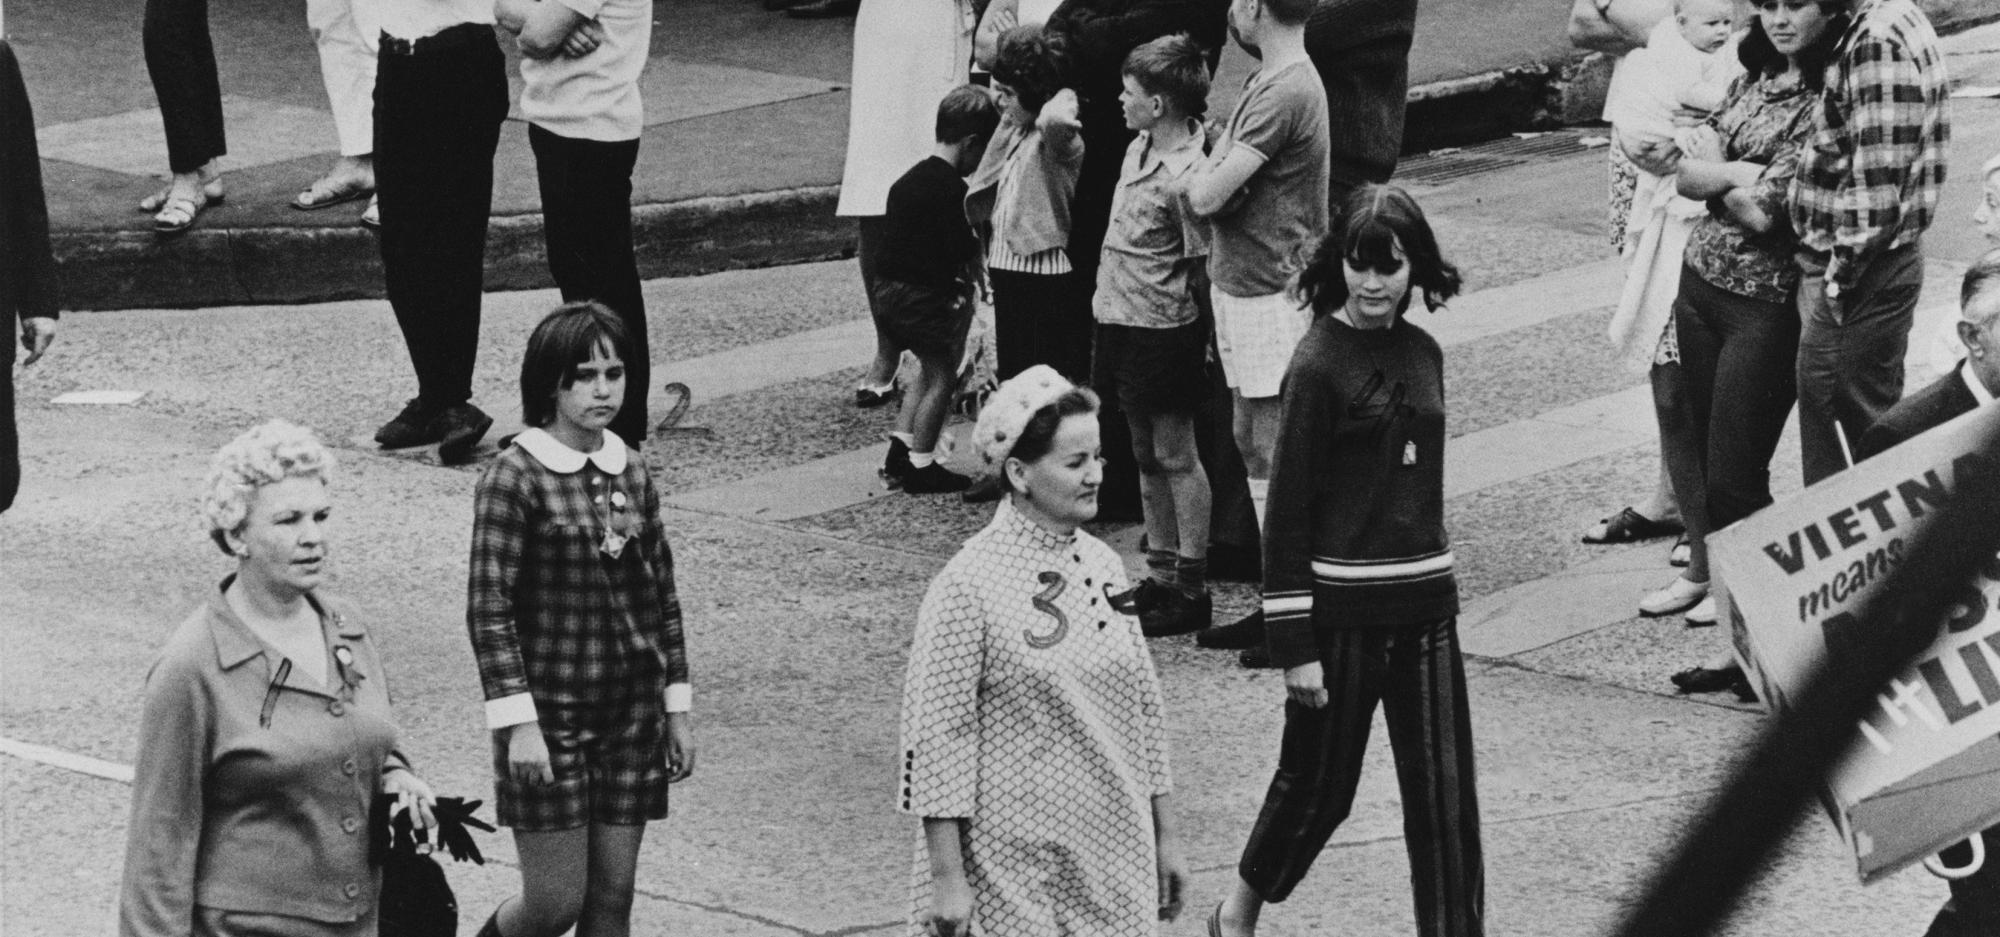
left=1640, top=577, right=1708, bottom=617
left=1684, top=596, right=1717, bottom=626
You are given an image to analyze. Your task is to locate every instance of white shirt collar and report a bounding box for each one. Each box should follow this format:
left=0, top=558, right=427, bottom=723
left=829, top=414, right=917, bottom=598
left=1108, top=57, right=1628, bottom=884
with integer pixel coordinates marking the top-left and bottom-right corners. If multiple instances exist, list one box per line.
left=514, top=427, right=628, bottom=474
left=1962, top=360, right=1997, bottom=407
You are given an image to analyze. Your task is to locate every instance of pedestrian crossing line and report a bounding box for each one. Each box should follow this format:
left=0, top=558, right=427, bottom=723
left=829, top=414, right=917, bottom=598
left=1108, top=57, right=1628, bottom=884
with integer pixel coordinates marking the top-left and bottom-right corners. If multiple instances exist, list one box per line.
left=0, top=735, right=134, bottom=783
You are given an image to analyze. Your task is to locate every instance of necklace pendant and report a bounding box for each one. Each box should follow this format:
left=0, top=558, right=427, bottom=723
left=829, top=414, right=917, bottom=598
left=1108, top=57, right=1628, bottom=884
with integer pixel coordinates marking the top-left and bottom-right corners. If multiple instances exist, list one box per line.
left=601, top=529, right=628, bottom=558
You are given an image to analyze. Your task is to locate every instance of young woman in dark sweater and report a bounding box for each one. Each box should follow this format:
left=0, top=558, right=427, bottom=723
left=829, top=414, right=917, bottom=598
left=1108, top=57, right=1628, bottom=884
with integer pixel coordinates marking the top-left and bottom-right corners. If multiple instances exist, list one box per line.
left=1212, top=185, right=1484, bottom=937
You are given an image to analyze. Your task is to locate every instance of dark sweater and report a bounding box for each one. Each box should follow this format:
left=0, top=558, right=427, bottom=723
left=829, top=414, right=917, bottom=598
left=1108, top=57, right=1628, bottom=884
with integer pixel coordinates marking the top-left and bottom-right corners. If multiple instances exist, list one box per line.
left=1304, top=0, right=1418, bottom=188
left=875, top=156, right=979, bottom=292
left=1262, top=315, right=1458, bottom=669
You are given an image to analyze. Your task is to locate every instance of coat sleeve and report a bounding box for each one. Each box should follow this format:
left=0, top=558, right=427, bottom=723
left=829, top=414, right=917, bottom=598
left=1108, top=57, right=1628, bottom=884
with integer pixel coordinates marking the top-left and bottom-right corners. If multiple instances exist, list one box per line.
left=897, top=569, right=985, bottom=818
left=119, top=654, right=211, bottom=937
left=1262, top=352, right=1335, bottom=670
left=640, top=466, right=691, bottom=709
left=466, top=459, right=539, bottom=727
left=0, top=41, right=58, bottom=328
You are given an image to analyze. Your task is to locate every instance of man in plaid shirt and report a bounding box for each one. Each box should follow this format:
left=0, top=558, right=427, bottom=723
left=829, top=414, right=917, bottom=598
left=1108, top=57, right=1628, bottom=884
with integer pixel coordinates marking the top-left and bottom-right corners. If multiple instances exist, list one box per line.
left=1788, top=0, right=1949, bottom=485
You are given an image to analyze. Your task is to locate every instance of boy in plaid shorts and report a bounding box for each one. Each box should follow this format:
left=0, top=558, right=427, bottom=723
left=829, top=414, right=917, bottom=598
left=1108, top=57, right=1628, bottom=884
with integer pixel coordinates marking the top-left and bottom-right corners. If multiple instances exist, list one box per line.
left=1184, top=0, right=1328, bottom=651
left=466, top=303, right=694, bottom=937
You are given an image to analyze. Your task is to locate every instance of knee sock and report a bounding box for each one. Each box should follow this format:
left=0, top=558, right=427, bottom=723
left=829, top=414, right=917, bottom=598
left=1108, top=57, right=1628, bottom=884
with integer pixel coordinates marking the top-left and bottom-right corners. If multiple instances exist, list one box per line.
left=1247, top=477, right=1270, bottom=529
left=1175, top=555, right=1208, bottom=597
left=1145, top=547, right=1178, bottom=588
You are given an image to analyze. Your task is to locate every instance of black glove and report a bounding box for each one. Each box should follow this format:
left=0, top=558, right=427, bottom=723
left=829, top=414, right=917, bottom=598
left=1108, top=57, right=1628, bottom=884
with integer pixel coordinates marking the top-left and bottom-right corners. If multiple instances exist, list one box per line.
left=430, top=797, right=497, bottom=865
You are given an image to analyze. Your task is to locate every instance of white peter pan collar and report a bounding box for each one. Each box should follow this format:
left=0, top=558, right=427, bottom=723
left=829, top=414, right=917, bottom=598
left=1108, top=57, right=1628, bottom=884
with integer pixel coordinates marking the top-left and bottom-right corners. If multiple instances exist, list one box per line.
left=514, top=427, right=628, bottom=474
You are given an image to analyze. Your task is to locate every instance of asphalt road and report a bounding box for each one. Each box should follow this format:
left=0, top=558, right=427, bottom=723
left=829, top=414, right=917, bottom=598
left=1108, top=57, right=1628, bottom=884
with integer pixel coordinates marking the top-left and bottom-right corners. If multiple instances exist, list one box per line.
left=6, top=37, right=2000, bottom=936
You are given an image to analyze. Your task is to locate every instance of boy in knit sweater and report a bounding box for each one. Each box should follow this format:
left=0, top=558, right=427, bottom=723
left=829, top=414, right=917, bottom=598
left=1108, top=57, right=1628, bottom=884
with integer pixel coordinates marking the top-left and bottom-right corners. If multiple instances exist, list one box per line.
left=877, top=86, right=1003, bottom=495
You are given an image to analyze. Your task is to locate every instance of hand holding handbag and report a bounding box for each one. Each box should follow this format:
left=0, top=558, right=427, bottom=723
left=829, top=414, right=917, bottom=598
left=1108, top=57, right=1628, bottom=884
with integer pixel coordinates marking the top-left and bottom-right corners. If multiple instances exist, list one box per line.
left=373, top=796, right=497, bottom=937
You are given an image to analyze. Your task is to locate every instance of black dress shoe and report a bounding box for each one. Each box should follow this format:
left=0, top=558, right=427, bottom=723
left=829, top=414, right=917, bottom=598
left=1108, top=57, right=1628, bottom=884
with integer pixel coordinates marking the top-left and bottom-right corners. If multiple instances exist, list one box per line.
left=901, top=461, right=972, bottom=494
left=882, top=438, right=912, bottom=487
left=375, top=398, right=443, bottom=449
left=1140, top=590, right=1212, bottom=638
left=434, top=403, right=493, bottom=466
left=1197, top=609, right=1264, bottom=649
left=1670, top=665, right=1743, bottom=695
left=786, top=0, right=858, bottom=17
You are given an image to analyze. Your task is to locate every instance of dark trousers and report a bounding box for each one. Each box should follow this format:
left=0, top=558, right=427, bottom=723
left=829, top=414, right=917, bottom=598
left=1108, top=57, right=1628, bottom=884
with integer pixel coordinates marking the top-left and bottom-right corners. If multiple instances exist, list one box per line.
left=1671, top=270, right=1801, bottom=541
left=990, top=268, right=1093, bottom=384
left=0, top=367, right=16, bottom=513
left=1239, top=619, right=1485, bottom=937
left=530, top=125, right=649, bottom=446
left=1795, top=242, right=1924, bottom=484
left=1926, top=829, right=2000, bottom=937
left=143, top=0, right=226, bottom=173
left=374, top=29, right=509, bottom=411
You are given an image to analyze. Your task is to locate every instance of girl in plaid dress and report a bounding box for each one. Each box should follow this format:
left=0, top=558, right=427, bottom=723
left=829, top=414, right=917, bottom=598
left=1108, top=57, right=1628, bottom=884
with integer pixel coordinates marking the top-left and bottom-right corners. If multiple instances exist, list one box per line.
left=466, top=302, right=695, bottom=937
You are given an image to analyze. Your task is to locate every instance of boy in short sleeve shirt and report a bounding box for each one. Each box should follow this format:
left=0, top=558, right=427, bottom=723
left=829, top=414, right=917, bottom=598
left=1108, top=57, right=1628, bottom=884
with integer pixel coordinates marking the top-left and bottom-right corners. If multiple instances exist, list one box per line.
left=1183, top=0, right=1329, bottom=647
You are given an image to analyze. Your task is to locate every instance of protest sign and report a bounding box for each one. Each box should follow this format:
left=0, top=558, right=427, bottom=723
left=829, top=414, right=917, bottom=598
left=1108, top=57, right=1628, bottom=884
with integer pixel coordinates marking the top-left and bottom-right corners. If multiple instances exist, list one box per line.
left=1710, top=403, right=2000, bottom=883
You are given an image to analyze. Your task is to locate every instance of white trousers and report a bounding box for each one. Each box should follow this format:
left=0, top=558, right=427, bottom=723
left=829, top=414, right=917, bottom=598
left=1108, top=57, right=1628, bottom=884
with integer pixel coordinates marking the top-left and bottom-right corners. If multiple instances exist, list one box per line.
left=307, top=0, right=379, bottom=157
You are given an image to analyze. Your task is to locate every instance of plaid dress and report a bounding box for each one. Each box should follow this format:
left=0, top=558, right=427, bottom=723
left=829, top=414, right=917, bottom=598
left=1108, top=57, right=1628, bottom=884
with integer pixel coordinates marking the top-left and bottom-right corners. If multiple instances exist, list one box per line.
left=467, top=429, right=689, bottom=830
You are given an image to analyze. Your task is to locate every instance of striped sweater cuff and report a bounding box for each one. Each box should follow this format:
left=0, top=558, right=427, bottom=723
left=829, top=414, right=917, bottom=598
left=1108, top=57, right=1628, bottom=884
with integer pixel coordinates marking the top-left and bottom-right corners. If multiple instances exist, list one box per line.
left=1262, top=591, right=1317, bottom=669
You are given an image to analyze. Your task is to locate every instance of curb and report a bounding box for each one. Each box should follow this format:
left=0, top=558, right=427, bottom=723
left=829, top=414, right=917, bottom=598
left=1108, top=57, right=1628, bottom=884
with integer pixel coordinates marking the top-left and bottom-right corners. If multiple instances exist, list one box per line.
left=52, top=5, right=1994, bottom=311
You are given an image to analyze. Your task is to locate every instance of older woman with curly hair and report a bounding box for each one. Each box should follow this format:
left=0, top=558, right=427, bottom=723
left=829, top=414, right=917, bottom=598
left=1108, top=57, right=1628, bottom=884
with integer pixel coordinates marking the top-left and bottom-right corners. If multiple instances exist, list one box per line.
left=120, top=420, right=436, bottom=937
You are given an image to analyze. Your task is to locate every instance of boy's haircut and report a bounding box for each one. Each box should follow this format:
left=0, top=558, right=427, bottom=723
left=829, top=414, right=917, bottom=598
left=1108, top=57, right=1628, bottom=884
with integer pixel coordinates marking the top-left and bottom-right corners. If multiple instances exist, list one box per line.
left=936, top=84, right=1001, bottom=144
left=1122, top=34, right=1210, bottom=119
left=521, top=301, right=633, bottom=428
left=1295, top=184, right=1462, bottom=317
left=1261, top=0, right=1314, bottom=27
left=990, top=24, right=1066, bottom=116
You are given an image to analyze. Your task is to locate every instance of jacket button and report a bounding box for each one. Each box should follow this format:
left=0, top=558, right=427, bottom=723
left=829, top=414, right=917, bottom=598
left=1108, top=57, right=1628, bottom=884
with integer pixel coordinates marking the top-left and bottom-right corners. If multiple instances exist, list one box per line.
left=342, top=816, right=360, bottom=834
left=344, top=883, right=361, bottom=899
left=341, top=758, right=358, bottom=776
left=327, top=701, right=346, bottom=717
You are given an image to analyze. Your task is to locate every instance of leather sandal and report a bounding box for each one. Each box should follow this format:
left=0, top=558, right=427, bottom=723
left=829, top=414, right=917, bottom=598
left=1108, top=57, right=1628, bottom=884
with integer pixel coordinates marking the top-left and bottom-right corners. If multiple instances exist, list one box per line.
left=1582, top=506, right=1684, bottom=544
left=139, top=175, right=223, bottom=214
left=292, top=174, right=374, bottom=211
left=153, top=190, right=211, bottom=236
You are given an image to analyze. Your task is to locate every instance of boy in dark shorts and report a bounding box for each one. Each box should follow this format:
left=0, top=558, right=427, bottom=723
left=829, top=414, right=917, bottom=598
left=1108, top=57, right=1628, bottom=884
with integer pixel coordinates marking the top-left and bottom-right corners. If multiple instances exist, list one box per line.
left=1095, top=35, right=1213, bottom=636
left=876, top=85, right=1002, bottom=494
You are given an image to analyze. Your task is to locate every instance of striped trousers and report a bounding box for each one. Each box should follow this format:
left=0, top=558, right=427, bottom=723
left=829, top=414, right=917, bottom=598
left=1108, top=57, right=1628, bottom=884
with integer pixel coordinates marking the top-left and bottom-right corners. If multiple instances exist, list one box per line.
left=1239, top=618, right=1485, bottom=937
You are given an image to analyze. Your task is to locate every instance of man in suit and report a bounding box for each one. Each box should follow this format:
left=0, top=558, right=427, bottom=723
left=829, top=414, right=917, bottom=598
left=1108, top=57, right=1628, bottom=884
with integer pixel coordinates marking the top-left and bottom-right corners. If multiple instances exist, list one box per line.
left=1, top=37, right=59, bottom=515
left=1854, top=249, right=2000, bottom=937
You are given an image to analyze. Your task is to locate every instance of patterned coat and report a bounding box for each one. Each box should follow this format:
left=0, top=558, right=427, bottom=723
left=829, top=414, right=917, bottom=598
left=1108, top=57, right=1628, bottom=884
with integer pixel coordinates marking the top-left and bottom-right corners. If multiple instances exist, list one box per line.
left=898, top=499, right=1173, bottom=937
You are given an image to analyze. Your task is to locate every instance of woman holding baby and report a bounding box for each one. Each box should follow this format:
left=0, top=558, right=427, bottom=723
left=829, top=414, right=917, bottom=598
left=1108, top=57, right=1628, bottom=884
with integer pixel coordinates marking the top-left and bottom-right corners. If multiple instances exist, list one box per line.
left=1635, top=0, right=1847, bottom=695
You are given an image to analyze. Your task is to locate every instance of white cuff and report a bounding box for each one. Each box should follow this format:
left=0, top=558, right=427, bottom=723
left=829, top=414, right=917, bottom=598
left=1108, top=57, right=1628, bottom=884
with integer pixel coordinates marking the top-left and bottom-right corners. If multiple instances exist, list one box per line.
left=484, top=693, right=541, bottom=730
left=663, top=683, right=692, bottom=713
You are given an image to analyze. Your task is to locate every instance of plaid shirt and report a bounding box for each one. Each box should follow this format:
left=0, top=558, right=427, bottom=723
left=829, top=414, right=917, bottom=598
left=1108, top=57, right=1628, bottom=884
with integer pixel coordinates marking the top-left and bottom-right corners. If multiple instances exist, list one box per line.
left=1787, top=0, right=1949, bottom=290
left=468, top=430, right=689, bottom=727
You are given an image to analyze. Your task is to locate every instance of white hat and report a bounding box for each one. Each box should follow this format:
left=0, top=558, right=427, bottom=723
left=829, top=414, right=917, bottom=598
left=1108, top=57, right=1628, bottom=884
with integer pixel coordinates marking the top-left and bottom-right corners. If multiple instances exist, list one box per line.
left=970, top=365, right=1075, bottom=479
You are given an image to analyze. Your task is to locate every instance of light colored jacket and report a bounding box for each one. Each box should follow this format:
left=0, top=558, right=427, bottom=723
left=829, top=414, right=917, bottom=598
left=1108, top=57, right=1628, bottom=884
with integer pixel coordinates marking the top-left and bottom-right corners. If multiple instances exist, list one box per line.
left=965, top=113, right=1084, bottom=258
left=120, top=581, right=408, bottom=936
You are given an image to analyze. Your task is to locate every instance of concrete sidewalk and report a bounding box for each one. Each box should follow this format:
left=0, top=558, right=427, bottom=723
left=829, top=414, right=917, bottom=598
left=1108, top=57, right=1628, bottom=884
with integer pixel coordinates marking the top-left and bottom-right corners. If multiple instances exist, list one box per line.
left=12, top=0, right=1997, bottom=310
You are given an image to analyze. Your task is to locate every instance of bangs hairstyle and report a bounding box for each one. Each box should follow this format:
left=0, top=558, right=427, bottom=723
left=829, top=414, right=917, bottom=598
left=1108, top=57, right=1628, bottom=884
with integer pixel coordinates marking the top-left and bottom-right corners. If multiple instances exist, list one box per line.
left=936, top=83, right=1001, bottom=144
left=1122, top=34, right=1211, bottom=120
left=520, top=301, right=633, bottom=428
left=1738, top=2, right=1849, bottom=85
left=990, top=24, right=1067, bottom=116
left=1002, top=387, right=1100, bottom=490
left=1295, top=184, right=1462, bottom=318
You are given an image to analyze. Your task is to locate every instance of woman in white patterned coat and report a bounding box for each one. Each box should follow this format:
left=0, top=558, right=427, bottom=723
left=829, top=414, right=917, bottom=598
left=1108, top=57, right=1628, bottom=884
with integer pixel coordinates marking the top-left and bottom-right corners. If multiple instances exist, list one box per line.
left=897, top=365, right=1189, bottom=937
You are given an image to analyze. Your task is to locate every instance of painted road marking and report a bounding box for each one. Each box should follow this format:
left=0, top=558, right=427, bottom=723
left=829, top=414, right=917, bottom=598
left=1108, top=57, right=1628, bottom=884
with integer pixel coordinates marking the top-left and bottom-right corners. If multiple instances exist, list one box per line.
left=0, top=735, right=133, bottom=783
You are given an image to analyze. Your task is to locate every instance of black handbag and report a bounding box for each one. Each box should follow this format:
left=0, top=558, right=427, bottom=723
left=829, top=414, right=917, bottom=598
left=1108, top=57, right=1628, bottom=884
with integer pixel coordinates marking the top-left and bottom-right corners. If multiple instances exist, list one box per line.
left=373, top=796, right=496, bottom=937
